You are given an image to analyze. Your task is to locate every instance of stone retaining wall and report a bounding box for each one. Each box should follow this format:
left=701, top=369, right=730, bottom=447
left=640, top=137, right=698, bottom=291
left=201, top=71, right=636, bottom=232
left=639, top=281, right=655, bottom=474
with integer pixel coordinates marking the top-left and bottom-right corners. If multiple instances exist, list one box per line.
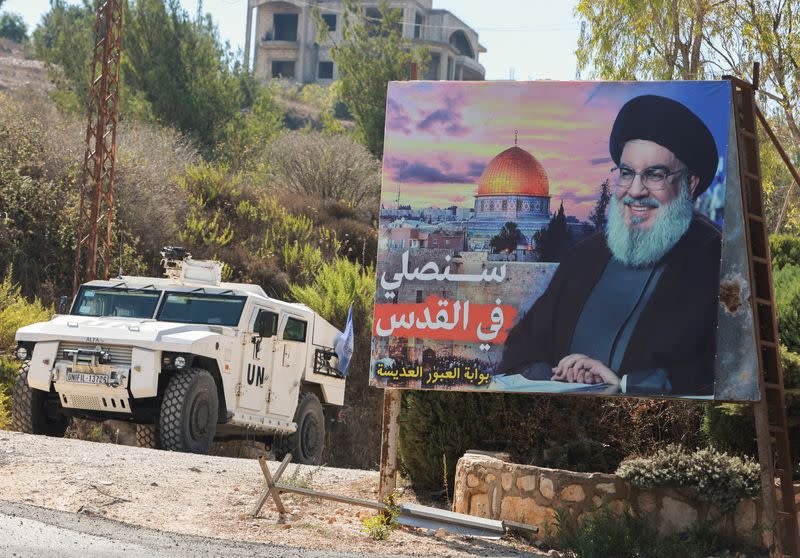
left=453, top=452, right=786, bottom=546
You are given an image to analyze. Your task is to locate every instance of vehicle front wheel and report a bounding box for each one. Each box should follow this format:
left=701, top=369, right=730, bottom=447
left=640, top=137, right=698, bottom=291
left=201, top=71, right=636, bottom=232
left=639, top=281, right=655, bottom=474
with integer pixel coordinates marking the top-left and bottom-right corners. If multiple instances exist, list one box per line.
left=275, top=392, right=325, bottom=465
left=159, top=368, right=218, bottom=454
left=11, top=363, right=69, bottom=436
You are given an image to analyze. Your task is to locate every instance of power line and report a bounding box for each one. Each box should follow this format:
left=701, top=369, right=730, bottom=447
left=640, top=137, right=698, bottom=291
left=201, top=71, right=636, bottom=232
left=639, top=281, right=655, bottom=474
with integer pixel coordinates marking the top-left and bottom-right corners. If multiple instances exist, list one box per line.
left=280, top=0, right=580, bottom=34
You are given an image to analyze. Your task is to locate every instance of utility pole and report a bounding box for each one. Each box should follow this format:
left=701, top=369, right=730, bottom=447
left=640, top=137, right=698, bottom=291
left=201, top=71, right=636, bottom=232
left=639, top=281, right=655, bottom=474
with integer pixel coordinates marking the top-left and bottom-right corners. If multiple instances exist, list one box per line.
left=73, top=0, right=124, bottom=293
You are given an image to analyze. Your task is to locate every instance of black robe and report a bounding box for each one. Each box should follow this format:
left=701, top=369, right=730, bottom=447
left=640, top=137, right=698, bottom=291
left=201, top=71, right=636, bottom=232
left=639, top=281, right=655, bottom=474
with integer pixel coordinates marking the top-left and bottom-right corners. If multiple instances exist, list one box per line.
left=497, top=214, right=721, bottom=396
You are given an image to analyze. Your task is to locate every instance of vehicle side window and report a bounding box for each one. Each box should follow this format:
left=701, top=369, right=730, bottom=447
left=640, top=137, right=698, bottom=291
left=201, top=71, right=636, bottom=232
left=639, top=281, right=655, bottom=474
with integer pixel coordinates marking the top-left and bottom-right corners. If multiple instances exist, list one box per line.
left=283, top=317, right=307, bottom=342
left=256, top=310, right=278, bottom=338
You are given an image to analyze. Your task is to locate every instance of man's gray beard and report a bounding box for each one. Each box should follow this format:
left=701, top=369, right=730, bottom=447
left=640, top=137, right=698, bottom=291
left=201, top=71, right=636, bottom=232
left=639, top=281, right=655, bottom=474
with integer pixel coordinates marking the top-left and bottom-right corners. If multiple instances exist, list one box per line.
left=605, top=179, right=694, bottom=268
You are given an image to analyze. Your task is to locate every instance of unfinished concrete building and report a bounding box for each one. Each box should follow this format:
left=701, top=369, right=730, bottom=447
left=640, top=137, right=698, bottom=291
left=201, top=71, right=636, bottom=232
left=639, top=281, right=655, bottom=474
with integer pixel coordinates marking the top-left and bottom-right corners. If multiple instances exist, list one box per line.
left=244, top=0, right=486, bottom=84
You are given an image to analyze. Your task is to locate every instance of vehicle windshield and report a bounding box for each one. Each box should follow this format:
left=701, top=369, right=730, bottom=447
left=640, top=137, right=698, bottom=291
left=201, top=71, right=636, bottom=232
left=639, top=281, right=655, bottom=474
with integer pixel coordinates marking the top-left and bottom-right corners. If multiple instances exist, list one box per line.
left=157, top=292, right=246, bottom=327
left=72, top=287, right=162, bottom=319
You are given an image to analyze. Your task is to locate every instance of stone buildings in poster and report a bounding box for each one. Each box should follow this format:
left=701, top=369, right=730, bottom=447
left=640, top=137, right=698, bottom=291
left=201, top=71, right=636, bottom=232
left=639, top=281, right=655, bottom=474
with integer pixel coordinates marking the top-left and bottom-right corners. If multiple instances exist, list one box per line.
left=375, top=142, right=589, bottom=374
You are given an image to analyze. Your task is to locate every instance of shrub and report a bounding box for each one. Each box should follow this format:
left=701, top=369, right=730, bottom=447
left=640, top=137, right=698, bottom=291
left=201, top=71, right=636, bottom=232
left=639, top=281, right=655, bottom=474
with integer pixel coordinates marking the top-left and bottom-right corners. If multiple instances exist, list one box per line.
left=616, top=445, right=759, bottom=513
left=262, top=131, right=380, bottom=208
left=399, top=391, right=508, bottom=491
left=551, top=506, right=655, bottom=558
left=551, top=505, right=734, bottom=558
left=277, top=195, right=378, bottom=268
left=289, top=257, right=378, bottom=468
left=0, top=270, right=52, bottom=426
left=0, top=270, right=51, bottom=351
left=360, top=491, right=400, bottom=541
left=775, top=264, right=800, bottom=353
left=0, top=386, right=9, bottom=429
left=702, top=403, right=756, bottom=456
left=771, top=234, right=800, bottom=270
left=114, top=121, right=196, bottom=269
left=399, top=393, right=706, bottom=492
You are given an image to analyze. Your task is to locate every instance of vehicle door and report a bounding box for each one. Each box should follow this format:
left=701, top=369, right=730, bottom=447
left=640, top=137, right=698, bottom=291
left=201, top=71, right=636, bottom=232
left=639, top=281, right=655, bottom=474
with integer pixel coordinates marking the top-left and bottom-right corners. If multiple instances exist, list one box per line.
left=237, top=306, right=278, bottom=415
left=267, top=312, right=309, bottom=419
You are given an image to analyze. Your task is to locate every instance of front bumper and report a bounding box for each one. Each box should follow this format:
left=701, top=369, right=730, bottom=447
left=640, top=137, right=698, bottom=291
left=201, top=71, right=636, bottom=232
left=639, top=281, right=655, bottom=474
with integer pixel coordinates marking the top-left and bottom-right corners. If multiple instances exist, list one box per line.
left=52, top=361, right=133, bottom=414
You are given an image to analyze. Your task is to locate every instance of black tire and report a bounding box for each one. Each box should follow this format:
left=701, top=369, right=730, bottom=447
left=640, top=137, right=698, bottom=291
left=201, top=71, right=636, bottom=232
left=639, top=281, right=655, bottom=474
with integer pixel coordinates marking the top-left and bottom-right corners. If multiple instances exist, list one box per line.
left=135, top=424, right=159, bottom=449
left=11, top=363, right=69, bottom=437
left=159, top=368, right=218, bottom=454
left=275, top=392, right=325, bottom=465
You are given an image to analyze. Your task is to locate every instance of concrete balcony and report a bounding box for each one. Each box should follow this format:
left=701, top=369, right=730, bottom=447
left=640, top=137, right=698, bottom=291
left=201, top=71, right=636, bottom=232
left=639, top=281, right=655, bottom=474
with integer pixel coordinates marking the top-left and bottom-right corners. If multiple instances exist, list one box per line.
left=455, top=55, right=485, bottom=80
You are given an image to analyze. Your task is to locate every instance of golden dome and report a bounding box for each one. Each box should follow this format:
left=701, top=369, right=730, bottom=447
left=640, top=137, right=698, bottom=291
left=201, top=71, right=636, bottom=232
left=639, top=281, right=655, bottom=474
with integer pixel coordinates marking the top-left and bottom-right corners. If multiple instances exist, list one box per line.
left=476, top=146, right=549, bottom=197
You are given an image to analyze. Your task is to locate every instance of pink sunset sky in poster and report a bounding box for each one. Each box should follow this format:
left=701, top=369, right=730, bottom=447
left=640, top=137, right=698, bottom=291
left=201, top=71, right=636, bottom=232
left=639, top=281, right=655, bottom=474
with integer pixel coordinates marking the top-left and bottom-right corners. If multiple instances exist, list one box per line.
left=380, top=80, right=730, bottom=221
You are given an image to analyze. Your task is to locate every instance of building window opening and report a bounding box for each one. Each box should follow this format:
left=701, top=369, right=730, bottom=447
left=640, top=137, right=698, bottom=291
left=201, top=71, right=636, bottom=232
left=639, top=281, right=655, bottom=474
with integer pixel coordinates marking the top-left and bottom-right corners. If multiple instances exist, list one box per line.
left=271, top=61, right=295, bottom=79
left=414, top=13, right=423, bottom=38
left=424, top=53, right=440, bottom=80
left=449, top=30, right=475, bottom=58
left=273, top=13, right=298, bottom=41
left=366, top=7, right=402, bottom=36
left=365, top=7, right=382, bottom=35
left=318, top=61, right=334, bottom=79
left=321, top=13, right=337, bottom=31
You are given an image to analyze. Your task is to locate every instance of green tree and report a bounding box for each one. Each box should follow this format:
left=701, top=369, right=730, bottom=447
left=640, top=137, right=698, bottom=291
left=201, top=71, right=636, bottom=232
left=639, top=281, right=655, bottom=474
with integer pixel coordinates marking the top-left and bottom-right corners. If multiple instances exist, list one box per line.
left=533, top=202, right=575, bottom=263
left=575, top=0, right=800, bottom=233
left=33, top=0, right=248, bottom=152
left=575, top=0, right=716, bottom=80
left=32, top=0, right=95, bottom=107
left=319, top=0, right=425, bottom=158
left=489, top=221, right=523, bottom=254
left=214, top=82, right=285, bottom=172
left=0, top=13, right=28, bottom=43
left=124, top=0, right=242, bottom=150
left=588, top=179, right=612, bottom=232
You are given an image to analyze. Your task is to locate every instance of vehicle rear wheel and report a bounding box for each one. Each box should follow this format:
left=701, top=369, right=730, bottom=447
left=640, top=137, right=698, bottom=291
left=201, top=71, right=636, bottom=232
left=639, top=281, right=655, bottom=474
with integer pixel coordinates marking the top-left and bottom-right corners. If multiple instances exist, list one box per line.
left=275, top=392, right=325, bottom=465
left=11, top=363, right=69, bottom=437
left=159, top=368, right=218, bottom=454
left=135, top=424, right=159, bottom=449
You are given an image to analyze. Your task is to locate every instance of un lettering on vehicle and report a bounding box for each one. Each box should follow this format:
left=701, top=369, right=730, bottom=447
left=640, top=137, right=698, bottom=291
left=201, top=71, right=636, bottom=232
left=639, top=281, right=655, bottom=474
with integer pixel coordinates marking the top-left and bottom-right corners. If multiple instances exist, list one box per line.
left=247, top=364, right=266, bottom=386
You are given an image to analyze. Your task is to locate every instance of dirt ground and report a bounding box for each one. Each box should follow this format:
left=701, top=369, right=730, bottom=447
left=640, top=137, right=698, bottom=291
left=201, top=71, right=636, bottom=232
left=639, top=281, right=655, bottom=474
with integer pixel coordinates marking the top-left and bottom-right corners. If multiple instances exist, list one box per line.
left=0, top=431, right=546, bottom=557
left=0, top=40, right=51, bottom=95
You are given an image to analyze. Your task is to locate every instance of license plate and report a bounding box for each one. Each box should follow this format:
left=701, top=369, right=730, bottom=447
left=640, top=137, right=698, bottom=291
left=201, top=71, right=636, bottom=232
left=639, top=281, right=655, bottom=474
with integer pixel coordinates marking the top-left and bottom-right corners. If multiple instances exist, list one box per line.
left=66, top=372, right=108, bottom=385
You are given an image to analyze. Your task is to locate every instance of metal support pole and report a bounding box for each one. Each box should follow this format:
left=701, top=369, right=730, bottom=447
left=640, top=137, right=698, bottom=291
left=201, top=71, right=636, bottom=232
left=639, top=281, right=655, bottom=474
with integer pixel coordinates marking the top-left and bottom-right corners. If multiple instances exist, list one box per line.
left=378, top=388, right=402, bottom=501
left=754, top=399, right=782, bottom=556
left=244, top=4, right=253, bottom=73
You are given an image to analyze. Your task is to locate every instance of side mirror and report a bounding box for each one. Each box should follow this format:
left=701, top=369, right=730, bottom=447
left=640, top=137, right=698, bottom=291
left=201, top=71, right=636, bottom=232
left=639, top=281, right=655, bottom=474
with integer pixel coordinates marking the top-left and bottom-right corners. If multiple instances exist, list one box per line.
left=257, top=311, right=279, bottom=338
left=57, top=296, right=69, bottom=315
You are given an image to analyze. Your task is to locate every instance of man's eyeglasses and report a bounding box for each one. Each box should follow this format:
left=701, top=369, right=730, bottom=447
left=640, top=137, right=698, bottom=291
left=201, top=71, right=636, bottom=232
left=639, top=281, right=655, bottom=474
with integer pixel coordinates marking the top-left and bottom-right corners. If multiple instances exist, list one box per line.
left=610, top=165, right=686, bottom=191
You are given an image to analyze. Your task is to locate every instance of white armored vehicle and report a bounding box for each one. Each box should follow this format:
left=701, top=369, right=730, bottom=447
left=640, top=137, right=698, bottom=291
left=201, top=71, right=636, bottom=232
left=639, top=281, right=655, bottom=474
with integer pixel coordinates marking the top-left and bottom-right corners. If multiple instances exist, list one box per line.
left=12, top=248, right=349, bottom=463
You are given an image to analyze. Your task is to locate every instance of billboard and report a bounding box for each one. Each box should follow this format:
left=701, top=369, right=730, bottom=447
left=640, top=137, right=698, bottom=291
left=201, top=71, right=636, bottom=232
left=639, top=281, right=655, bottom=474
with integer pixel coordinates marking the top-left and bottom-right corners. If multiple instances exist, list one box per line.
left=370, top=80, right=761, bottom=401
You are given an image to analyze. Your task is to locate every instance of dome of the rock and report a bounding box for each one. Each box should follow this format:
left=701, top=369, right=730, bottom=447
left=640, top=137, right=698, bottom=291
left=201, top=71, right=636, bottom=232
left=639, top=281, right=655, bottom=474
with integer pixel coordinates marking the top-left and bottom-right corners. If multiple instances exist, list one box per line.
left=476, top=146, right=549, bottom=197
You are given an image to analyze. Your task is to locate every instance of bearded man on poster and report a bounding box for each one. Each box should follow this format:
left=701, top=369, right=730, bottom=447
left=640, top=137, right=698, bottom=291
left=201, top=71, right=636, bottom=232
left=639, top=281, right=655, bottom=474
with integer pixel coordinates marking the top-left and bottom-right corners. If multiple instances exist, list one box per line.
left=497, top=95, right=722, bottom=396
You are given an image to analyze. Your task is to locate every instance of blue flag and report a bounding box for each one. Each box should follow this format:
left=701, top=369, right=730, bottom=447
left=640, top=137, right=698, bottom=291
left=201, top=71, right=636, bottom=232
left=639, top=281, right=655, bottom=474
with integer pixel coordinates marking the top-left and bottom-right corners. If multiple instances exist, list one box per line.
left=334, top=304, right=354, bottom=377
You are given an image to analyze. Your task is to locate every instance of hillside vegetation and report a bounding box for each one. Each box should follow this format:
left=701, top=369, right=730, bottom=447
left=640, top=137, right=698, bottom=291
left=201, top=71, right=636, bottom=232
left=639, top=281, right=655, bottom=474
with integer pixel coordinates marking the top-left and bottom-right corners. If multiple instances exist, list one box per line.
left=1, top=1, right=800, bottom=493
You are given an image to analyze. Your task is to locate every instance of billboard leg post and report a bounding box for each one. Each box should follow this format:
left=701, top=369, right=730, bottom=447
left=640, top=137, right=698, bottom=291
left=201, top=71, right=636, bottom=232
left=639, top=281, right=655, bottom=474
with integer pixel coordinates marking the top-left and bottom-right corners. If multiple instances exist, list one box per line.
left=379, top=388, right=402, bottom=502
left=754, top=400, right=783, bottom=557
left=726, top=74, right=800, bottom=557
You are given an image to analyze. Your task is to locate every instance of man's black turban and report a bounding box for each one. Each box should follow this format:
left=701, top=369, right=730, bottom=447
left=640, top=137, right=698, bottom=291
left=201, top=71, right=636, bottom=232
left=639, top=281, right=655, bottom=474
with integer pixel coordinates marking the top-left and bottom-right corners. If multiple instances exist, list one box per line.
left=609, top=94, right=719, bottom=199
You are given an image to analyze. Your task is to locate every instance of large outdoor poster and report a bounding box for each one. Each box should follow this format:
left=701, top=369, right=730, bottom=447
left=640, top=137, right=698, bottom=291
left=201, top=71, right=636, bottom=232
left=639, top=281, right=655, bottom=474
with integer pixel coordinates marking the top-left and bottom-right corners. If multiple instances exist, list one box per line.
left=370, top=80, right=759, bottom=401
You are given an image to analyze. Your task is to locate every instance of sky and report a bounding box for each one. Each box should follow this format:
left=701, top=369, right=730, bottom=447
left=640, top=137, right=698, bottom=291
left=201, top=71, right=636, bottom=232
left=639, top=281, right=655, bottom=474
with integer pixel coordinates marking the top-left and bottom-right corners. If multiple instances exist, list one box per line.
left=2, top=0, right=583, bottom=81
left=382, top=81, right=733, bottom=219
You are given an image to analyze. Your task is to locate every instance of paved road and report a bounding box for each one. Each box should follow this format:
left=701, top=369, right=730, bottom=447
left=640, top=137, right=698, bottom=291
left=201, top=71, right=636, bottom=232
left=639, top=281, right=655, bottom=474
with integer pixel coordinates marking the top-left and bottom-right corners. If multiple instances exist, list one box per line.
left=0, top=501, right=404, bottom=558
